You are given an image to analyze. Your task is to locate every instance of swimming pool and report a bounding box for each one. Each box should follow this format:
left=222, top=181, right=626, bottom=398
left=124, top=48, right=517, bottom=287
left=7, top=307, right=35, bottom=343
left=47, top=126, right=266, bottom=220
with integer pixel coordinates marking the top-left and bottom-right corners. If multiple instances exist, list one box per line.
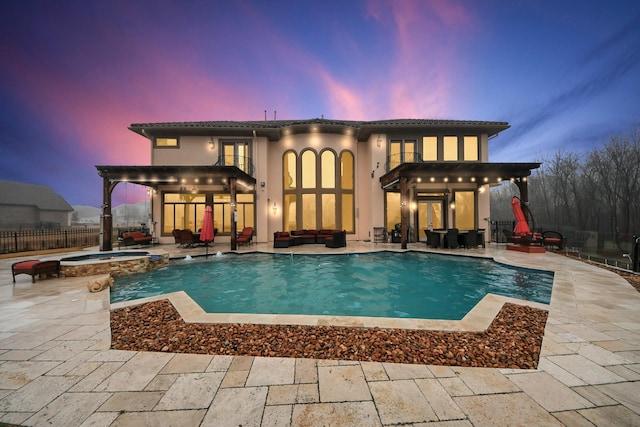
left=111, top=252, right=554, bottom=320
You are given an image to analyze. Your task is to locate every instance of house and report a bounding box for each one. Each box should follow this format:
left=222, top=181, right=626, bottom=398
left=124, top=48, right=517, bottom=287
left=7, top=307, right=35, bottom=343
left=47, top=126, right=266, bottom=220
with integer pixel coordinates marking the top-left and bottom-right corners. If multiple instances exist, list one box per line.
left=0, top=180, right=73, bottom=229
left=97, top=118, right=539, bottom=250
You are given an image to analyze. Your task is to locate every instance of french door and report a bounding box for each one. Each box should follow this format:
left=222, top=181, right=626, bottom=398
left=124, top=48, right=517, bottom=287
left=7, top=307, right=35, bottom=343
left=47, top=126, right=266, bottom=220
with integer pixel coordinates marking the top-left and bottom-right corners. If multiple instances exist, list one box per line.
left=417, top=200, right=444, bottom=241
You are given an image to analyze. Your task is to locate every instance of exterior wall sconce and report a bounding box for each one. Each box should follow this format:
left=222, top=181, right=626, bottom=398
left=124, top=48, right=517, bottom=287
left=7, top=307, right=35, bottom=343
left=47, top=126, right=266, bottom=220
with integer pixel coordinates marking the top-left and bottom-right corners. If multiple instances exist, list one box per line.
left=272, top=202, right=278, bottom=215
left=450, top=201, right=456, bottom=210
left=376, top=134, right=382, bottom=148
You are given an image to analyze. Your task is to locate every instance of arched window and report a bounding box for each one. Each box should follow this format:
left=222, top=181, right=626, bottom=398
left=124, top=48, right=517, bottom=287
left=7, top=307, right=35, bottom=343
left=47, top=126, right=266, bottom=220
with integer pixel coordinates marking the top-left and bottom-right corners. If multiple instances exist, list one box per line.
left=282, top=148, right=355, bottom=232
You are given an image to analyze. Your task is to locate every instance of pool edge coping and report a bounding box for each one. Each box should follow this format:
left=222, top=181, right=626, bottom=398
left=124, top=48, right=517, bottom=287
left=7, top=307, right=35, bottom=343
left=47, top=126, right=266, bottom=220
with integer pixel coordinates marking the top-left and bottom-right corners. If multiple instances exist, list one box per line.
left=109, top=247, right=553, bottom=332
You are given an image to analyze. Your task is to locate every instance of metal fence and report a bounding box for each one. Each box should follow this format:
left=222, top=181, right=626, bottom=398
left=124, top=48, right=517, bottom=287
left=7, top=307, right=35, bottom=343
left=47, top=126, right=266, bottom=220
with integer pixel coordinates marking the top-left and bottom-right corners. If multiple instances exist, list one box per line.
left=491, top=219, right=639, bottom=272
left=0, top=226, right=146, bottom=254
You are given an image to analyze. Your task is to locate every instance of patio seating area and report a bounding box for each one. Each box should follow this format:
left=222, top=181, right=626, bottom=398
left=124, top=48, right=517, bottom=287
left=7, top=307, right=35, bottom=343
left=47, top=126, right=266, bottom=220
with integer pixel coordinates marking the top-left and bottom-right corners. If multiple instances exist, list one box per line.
left=1, top=241, right=639, bottom=425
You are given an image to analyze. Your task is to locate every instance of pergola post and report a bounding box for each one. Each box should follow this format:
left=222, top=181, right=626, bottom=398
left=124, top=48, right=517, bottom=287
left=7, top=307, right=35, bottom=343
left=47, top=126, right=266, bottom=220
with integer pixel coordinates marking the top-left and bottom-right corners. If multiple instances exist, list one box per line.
left=100, top=177, right=117, bottom=251
left=400, top=176, right=408, bottom=249
left=230, top=176, right=237, bottom=250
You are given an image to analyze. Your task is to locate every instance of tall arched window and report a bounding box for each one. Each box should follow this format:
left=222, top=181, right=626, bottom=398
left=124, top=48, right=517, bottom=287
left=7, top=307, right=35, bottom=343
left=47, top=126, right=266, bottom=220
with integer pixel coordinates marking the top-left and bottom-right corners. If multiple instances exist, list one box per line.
left=340, top=151, right=354, bottom=232
left=283, top=151, right=297, bottom=231
left=282, top=148, right=355, bottom=232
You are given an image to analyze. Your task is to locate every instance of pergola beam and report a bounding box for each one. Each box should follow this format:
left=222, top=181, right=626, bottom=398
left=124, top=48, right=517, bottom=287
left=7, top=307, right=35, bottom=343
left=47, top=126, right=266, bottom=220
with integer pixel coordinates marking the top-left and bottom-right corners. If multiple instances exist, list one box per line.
left=97, top=165, right=256, bottom=251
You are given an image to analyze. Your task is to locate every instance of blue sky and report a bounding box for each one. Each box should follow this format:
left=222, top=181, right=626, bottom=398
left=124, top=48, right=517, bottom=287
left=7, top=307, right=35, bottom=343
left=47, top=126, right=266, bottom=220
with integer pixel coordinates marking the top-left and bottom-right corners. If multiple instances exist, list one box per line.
left=1, top=0, right=639, bottom=206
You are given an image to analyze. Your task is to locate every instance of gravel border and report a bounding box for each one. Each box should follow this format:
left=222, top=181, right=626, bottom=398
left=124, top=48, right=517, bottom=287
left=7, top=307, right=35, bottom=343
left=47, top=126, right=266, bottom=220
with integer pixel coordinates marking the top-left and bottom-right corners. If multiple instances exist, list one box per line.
left=111, top=301, right=547, bottom=369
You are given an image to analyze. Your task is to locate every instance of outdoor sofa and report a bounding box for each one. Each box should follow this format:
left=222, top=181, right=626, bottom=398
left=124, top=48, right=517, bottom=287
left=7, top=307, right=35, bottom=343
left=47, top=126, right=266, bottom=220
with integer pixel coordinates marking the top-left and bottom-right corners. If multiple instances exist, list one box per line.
left=120, top=231, right=153, bottom=246
left=274, top=229, right=346, bottom=248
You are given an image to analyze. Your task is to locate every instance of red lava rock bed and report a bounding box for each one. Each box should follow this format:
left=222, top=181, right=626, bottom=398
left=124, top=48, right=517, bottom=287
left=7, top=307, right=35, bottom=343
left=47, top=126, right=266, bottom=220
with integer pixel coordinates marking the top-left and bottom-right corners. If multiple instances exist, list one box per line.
left=111, top=300, right=548, bottom=369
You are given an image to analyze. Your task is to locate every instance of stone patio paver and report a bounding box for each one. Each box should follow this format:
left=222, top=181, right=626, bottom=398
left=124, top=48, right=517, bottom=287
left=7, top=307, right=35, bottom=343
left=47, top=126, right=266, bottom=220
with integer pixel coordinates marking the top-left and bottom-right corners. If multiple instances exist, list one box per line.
left=154, top=372, right=224, bottom=410
left=98, top=391, right=164, bottom=412
left=369, top=379, right=438, bottom=424
left=506, top=371, right=594, bottom=412
left=545, top=354, right=626, bottom=385
left=318, top=364, right=371, bottom=402
left=25, top=391, right=111, bottom=427
left=201, top=386, right=268, bottom=426
left=109, top=409, right=206, bottom=426
left=246, top=356, right=296, bottom=386
left=291, top=401, right=382, bottom=426
left=455, top=392, right=564, bottom=426
left=1, top=242, right=640, bottom=426
left=415, top=378, right=467, bottom=420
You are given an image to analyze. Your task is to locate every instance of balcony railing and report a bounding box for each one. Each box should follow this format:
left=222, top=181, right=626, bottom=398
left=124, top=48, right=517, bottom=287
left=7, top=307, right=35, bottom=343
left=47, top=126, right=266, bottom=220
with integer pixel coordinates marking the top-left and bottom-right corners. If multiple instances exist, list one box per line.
left=384, top=152, right=423, bottom=172
left=215, top=155, right=254, bottom=176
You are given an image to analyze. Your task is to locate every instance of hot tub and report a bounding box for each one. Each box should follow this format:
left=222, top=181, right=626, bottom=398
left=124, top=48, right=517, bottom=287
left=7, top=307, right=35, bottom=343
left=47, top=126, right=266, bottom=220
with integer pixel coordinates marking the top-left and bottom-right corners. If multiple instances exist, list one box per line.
left=60, top=251, right=168, bottom=277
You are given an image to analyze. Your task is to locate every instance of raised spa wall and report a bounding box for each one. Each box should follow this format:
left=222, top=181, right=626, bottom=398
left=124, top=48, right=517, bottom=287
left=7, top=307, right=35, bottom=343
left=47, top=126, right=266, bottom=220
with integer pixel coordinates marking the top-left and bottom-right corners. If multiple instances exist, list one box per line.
left=61, top=254, right=169, bottom=277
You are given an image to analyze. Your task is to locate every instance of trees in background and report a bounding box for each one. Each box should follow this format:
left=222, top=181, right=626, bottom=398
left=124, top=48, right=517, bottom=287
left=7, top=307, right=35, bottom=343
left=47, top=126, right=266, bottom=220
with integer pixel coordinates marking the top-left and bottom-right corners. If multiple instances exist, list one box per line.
left=491, top=127, right=640, bottom=252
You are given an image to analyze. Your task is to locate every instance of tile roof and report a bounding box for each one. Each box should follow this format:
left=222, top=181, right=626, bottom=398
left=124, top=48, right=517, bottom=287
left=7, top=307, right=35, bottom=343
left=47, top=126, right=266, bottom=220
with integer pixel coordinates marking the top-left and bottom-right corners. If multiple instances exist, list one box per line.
left=129, top=118, right=510, bottom=139
left=0, top=180, right=73, bottom=211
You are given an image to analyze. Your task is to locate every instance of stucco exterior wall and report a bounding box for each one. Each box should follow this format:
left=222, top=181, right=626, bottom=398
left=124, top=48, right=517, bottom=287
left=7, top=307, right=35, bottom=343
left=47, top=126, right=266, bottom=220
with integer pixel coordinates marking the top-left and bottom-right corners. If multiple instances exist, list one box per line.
left=152, top=136, right=217, bottom=166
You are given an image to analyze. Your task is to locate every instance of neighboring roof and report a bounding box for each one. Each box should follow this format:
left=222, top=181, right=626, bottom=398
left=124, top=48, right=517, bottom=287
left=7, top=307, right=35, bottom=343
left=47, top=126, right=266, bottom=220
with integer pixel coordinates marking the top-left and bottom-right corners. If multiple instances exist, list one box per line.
left=129, top=118, right=510, bottom=141
left=0, top=180, right=73, bottom=211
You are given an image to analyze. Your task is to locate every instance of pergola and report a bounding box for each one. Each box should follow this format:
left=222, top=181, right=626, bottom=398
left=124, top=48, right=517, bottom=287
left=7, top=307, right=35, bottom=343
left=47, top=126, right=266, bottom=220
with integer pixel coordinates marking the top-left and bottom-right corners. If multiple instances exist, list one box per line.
left=96, top=165, right=256, bottom=251
left=379, top=162, right=540, bottom=249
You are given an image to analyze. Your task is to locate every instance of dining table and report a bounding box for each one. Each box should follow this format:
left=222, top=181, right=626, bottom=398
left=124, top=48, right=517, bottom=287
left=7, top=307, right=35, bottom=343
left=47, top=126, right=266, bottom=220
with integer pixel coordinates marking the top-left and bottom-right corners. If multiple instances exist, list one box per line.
left=426, top=229, right=485, bottom=248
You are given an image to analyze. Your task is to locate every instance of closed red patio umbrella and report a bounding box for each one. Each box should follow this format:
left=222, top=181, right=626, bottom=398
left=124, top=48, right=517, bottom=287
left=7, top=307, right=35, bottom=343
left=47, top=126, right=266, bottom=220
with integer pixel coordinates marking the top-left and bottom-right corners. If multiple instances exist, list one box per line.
left=200, top=205, right=215, bottom=257
left=511, top=197, right=530, bottom=236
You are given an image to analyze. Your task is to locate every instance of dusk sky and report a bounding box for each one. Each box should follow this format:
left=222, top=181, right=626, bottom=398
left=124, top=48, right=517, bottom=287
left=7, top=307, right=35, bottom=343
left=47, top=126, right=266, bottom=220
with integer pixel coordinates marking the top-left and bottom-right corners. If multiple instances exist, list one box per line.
left=1, top=1, right=639, bottom=207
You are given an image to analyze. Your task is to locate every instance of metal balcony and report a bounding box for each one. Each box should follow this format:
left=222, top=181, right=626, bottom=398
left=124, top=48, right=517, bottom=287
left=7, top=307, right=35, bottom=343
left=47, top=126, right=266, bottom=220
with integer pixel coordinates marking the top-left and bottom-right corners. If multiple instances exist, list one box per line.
left=215, top=155, right=255, bottom=176
left=384, top=152, right=423, bottom=172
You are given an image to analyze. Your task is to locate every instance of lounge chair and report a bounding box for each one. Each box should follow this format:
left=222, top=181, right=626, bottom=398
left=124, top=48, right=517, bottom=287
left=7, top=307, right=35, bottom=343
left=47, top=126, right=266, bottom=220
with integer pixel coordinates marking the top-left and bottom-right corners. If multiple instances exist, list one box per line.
left=12, top=260, right=61, bottom=283
left=179, top=229, right=197, bottom=247
left=237, top=227, right=253, bottom=246
left=172, top=229, right=182, bottom=244
left=121, top=231, right=153, bottom=247
left=542, top=230, right=564, bottom=250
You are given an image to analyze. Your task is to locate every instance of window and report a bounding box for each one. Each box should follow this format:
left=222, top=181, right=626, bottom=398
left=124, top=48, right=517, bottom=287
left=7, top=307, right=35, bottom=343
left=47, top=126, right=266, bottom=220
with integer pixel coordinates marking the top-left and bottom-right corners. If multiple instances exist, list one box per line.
left=234, top=193, right=255, bottom=232
left=454, top=191, right=475, bottom=230
left=340, top=151, right=354, bottom=230
left=162, top=192, right=254, bottom=235
left=422, top=136, right=437, bottom=161
left=283, top=151, right=297, bottom=190
left=162, top=193, right=205, bottom=233
left=385, top=192, right=401, bottom=232
left=155, top=137, right=179, bottom=148
left=389, top=139, right=417, bottom=169
left=463, top=136, right=478, bottom=161
left=321, top=151, right=335, bottom=188
left=212, top=193, right=255, bottom=233
left=301, top=150, right=316, bottom=189
left=341, top=151, right=354, bottom=190
left=220, top=140, right=251, bottom=174
left=443, top=136, right=458, bottom=161
left=282, top=149, right=355, bottom=232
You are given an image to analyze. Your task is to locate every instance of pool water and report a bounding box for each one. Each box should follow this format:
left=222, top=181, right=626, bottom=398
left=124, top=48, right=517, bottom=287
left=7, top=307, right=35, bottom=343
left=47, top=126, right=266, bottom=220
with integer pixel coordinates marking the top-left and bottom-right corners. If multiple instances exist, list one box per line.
left=111, top=252, right=554, bottom=320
